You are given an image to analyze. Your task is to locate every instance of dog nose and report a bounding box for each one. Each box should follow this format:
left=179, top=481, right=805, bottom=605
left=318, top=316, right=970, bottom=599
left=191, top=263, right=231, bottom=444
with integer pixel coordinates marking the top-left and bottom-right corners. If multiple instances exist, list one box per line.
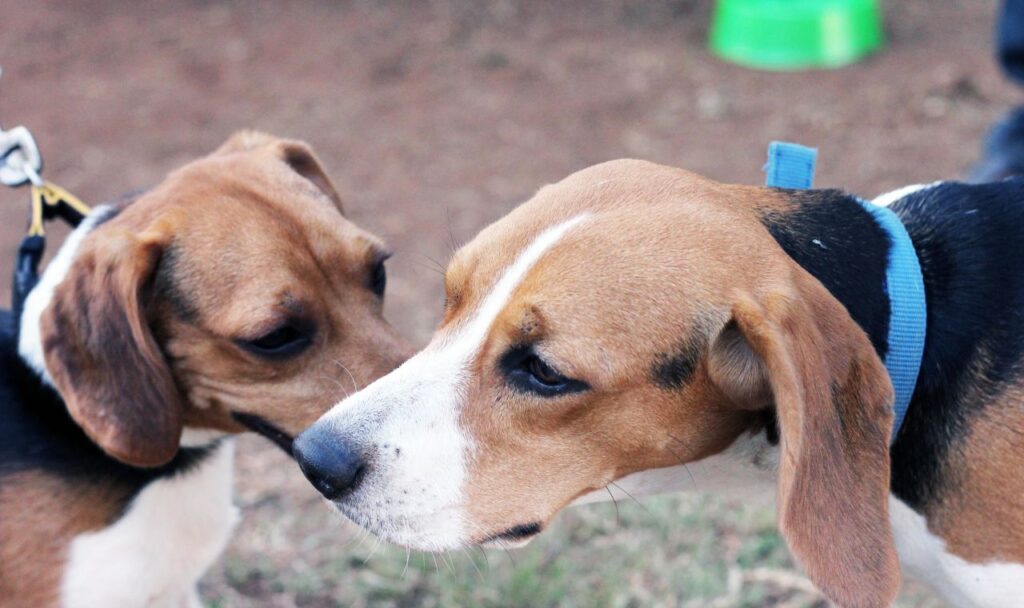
left=293, top=427, right=367, bottom=501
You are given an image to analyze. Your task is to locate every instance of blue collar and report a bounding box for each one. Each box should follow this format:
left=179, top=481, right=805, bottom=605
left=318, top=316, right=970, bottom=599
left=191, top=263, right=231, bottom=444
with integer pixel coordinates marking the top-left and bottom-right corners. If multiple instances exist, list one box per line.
left=765, top=142, right=926, bottom=442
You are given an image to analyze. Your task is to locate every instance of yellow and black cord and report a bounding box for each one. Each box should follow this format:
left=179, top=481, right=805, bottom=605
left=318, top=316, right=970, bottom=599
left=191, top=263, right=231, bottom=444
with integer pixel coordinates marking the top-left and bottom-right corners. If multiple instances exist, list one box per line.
left=28, top=181, right=91, bottom=237
left=12, top=181, right=91, bottom=323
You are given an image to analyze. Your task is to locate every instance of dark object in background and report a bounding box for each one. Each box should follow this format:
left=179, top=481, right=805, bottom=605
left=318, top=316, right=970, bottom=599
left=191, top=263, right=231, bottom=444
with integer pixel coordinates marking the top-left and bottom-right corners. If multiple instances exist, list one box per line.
left=999, top=0, right=1024, bottom=84
left=969, top=107, right=1024, bottom=182
left=970, top=0, right=1024, bottom=182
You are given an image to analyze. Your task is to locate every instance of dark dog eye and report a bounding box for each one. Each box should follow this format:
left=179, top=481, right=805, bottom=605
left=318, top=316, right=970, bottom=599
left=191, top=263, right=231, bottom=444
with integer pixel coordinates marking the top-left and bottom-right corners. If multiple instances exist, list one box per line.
left=526, top=356, right=562, bottom=386
left=370, top=259, right=387, bottom=298
left=500, top=345, right=588, bottom=397
left=238, top=324, right=312, bottom=359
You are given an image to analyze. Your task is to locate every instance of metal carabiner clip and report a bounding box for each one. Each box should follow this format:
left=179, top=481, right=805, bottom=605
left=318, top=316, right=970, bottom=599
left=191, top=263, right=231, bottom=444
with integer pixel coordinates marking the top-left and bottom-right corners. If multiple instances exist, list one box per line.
left=0, top=125, right=44, bottom=187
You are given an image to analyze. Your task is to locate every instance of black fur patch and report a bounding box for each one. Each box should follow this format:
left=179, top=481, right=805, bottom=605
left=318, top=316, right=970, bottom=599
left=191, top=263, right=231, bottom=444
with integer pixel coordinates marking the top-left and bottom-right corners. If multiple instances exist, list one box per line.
left=652, top=335, right=705, bottom=390
left=0, top=310, right=214, bottom=508
left=763, top=180, right=1024, bottom=513
left=887, top=179, right=1024, bottom=511
left=760, top=189, right=892, bottom=359
left=755, top=410, right=780, bottom=446
left=152, top=244, right=199, bottom=323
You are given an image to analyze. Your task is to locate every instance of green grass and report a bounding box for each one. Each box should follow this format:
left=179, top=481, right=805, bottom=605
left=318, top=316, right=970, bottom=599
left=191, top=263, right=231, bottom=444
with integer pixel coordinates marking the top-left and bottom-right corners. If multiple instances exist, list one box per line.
left=202, top=468, right=945, bottom=608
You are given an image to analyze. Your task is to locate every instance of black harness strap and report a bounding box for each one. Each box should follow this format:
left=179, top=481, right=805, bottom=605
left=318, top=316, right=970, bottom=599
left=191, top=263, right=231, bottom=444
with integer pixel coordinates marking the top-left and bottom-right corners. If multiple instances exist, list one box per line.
left=11, top=185, right=91, bottom=335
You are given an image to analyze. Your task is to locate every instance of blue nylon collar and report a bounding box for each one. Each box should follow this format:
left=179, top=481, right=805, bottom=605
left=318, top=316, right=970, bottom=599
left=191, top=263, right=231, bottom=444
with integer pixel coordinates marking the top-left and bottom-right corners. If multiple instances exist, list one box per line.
left=765, top=142, right=925, bottom=442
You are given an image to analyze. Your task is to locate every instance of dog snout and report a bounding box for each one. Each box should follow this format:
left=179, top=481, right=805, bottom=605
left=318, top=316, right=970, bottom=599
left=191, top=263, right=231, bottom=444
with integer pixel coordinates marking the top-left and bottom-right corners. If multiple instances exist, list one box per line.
left=293, top=426, right=368, bottom=501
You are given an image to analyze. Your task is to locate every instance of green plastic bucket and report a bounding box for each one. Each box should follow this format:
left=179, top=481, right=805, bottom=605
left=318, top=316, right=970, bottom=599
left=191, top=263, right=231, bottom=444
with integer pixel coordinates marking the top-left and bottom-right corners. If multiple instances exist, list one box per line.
left=709, top=0, right=884, bottom=70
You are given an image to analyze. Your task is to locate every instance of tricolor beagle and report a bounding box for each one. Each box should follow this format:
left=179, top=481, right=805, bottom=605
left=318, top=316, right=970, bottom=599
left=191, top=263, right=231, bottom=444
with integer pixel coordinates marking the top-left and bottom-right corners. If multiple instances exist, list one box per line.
left=296, top=160, right=1024, bottom=608
left=0, top=132, right=409, bottom=607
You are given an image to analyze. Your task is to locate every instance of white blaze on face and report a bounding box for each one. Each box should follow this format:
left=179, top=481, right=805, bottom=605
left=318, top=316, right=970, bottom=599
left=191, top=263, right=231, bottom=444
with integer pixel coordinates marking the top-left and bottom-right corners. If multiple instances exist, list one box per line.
left=316, top=213, right=590, bottom=550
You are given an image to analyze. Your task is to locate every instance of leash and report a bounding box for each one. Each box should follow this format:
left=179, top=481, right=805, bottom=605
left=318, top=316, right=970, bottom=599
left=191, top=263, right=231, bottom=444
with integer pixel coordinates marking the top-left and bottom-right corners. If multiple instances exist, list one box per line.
left=1, top=89, right=92, bottom=327
left=764, top=141, right=925, bottom=443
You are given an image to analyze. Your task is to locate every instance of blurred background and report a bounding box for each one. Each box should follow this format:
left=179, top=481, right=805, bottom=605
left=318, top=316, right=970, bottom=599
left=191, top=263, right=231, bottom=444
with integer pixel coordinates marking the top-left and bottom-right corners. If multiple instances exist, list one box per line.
left=1, top=1, right=1014, bottom=606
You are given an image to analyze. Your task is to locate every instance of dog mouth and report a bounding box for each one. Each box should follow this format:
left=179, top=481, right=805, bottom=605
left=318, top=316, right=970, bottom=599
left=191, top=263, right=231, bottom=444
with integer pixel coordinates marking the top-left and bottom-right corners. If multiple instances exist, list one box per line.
left=480, top=522, right=543, bottom=546
left=231, top=412, right=294, bottom=456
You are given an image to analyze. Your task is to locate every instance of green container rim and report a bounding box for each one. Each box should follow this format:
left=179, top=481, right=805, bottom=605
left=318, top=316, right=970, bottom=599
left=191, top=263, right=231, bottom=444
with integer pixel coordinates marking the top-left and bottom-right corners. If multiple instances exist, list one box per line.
left=709, top=0, right=884, bottom=71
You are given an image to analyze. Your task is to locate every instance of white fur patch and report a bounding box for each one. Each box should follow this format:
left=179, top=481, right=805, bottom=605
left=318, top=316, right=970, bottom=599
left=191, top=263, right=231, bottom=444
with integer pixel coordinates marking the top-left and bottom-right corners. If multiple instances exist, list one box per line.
left=180, top=427, right=230, bottom=448
left=871, top=182, right=942, bottom=208
left=18, top=206, right=112, bottom=382
left=889, top=496, right=1024, bottom=608
left=61, top=442, right=239, bottom=608
left=19, top=205, right=242, bottom=606
left=315, top=214, right=590, bottom=550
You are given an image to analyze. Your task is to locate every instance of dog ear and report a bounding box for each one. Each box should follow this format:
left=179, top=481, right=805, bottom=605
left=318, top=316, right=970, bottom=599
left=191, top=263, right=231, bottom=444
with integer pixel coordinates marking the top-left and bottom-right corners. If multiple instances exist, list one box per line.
left=41, top=228, right=184, bottom=468
left=708, top=274, right=900, bottom=607
left=217, top=130, right=344, bottom=213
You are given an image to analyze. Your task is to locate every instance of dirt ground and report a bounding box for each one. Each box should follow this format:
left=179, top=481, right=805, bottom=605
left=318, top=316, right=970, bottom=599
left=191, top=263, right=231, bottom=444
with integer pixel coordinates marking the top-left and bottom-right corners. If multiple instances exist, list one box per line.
left=1, top=1, right=1017, bottom=606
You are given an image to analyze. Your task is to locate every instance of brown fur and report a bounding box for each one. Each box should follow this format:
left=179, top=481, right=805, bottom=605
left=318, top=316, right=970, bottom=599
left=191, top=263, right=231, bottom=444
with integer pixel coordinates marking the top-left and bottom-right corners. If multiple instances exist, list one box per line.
left=929, top=380, right=1024, bottom=562
left=441, top=160, right=899, bottom=606
left=42, top=131, right=411, bottom=466
left=0, top=472, right=131, bottom=606
left=43, top=229, right=184, bottom=467
left=5, top=132, right=411, bottom=604
left=717, top=283, right=898, bottom=607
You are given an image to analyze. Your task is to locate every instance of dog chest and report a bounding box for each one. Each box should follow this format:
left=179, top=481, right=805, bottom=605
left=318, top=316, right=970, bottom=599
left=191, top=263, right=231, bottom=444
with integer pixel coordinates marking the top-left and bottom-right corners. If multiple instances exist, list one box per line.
left=60, top=441, right=239, bottom=608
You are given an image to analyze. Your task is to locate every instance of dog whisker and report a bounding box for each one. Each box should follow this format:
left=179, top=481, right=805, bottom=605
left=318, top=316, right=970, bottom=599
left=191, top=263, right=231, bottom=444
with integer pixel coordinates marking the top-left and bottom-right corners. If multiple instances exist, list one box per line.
left=446, top=206, right=461, bottom=254
left=324, top=355, right=359, bottom=397
left=441, top=551, right=456, bottom=574
left=608, top=481, right=649, bottom=514
left=462, top=546, right=486, bottom=581
left=417, top=253, right=448, bottom=275
left=316, top=375, right=352, bottom=404
left=605, top=485, right=621, bottom=526
left=363, top=534, right=384, bottom=563
left=683, top=464, right=697, bottom=490
left=414, top=260, right=446, bottom=277
left=401, top=547, right=412, bottom=580
left=455, top=512, right=517, bottom=567
left=663, top=435, right=699, bottom=490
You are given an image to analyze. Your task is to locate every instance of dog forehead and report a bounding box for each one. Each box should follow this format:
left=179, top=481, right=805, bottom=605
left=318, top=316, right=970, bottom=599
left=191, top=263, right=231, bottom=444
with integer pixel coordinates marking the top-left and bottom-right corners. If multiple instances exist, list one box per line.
left=113, top=153, right=381, bottom=330
left=159, top=148, right=374, bottom=258
left=455, top=158, right=764, bottom=268
left=445, top=165, right=793, bottom=365
left=486, top=238, right=724, bottom=374
left=456, top=205, right=754, bottom=320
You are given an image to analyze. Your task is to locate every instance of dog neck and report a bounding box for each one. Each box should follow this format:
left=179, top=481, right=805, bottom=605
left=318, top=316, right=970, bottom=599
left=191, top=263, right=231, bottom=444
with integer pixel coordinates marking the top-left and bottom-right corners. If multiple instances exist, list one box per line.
left=758, top=189, right=894, bottom=360
left=14, top=204, right=231, bottom=455
left=885, top=180, right=1024, bottom=511
left=763, top=181, right=1024, bottom=512
left=18, top=206, right=116, bottom=383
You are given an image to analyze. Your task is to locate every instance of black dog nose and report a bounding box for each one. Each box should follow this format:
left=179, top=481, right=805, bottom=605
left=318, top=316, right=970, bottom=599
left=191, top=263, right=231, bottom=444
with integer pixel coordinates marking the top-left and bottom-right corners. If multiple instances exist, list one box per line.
left=293, top=427, right=367, bottom=501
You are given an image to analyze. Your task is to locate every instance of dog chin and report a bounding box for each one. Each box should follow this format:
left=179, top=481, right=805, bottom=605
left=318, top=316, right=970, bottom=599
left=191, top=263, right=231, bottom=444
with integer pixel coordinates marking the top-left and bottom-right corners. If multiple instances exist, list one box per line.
left=332, top=502, right=470, bottom=552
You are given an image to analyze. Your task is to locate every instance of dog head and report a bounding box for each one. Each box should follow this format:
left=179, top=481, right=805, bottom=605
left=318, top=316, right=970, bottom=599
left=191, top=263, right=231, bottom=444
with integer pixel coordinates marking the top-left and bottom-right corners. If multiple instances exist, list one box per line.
left=296, top=159, right=900, bottom=606
left=23, top=131, right=410, bottom=468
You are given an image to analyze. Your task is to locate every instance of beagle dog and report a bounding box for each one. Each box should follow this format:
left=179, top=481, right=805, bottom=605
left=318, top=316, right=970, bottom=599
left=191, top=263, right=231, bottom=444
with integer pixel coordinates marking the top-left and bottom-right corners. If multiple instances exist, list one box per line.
left=296, top=160, right=1024, bottom=608
left=0, top=131, right=409, bottom=607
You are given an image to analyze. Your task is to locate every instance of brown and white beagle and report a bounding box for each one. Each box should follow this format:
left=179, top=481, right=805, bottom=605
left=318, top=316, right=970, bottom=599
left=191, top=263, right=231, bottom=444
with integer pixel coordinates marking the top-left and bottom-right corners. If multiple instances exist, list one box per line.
left=0, top=131, right=410, bottom=607
left=296, top=160, right=1024, bottom=607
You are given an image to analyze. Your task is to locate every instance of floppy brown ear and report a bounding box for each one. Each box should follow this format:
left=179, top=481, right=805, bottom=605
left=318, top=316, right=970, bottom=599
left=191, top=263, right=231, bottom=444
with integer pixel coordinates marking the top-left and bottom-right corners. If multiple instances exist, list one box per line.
left=709, top=275, right=899, bottom=607
left=41, top=228, right=184, bottom=468
left=216, top=130, right=344, bottom=213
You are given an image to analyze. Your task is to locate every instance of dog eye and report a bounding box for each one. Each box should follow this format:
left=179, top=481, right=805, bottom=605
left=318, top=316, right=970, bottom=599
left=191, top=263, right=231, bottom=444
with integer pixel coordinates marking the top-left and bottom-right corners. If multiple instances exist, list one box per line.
left=501, top=346, right=589, bottom=397
left=526, top=356, right=562, bottom=386
left=238, top=324, right=312, bottom=359
left=370, top=258, right=387, bottom=298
